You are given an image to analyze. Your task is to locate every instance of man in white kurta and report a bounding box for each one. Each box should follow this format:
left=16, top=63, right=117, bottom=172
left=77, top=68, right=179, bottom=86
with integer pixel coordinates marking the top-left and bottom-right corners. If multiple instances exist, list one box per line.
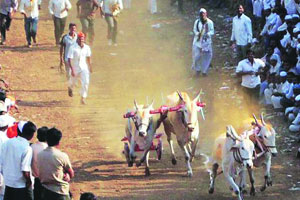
left=67, top=32, right=92, bottom=105
left=191, top=8, right=214, bottom=76
left=231, top=5, right=252, bottom=61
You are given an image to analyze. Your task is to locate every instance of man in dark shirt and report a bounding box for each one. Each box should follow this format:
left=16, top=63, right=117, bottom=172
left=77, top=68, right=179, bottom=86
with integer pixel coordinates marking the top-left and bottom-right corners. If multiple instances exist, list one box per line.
left=76, top=0, right=98, bottom=46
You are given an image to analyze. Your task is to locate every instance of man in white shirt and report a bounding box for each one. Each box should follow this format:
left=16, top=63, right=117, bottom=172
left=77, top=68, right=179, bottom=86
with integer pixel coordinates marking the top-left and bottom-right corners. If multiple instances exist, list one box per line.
left=0, top=115, right=9, bottom=200
left=231, top=5, right=252, bottom=61
left=19, top=0, right=41, bottom=47
left=236, top=49, right=265, bottom=103
left=67, top=32, right=92, bottom=105
left=284, top=0, right=297, bottom=15
left=0, top=121, right=36, bottom=200
left=191, top=8, right=214, bottom=77
left=31, top=126, right=48, bottom=200
left=99, top=0, right=123, bottom=46
left=60, top=23, right=77, bottom=79
left=48, top=0, right=72, bottom=45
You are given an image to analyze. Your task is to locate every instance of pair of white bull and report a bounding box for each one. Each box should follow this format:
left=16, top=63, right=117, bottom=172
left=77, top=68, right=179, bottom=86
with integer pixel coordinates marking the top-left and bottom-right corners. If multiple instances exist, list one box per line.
left=208, top=114, right=278, bottom=200
left=125, top=91, right=203, bottom=176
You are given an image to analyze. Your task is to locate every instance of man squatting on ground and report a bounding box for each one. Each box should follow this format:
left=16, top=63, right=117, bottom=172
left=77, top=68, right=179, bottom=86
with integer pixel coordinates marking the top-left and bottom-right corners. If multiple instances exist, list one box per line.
left=60, top=23, right=78, bottom=77
left=191, top=8, right=214, bottom=76
left=48, top=0, right=72, bottom=45
left=99, top=0, right=123, bottom=46
left=67, top=32, right=92, bottom=105
left=0, top=0, right=18, bottom=45
left=19, top=0, right=41, bottom=48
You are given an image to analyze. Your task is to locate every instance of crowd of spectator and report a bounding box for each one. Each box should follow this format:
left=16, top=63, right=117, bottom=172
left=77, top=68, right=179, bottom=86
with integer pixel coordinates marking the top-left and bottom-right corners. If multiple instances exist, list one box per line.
left=0, top=87, right=96, bottom=200
left=228, top=1, right=300, bottom=140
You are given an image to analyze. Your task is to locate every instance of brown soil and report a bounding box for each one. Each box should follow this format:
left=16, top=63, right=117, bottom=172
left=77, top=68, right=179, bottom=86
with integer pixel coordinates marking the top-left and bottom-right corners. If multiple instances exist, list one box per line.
left=1, top=0, right=300, bottom=199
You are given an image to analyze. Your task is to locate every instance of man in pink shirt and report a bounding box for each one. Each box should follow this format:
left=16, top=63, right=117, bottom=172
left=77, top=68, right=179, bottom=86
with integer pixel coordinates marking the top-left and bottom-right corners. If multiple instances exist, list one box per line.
left=31, top=127, right=48, bottom=200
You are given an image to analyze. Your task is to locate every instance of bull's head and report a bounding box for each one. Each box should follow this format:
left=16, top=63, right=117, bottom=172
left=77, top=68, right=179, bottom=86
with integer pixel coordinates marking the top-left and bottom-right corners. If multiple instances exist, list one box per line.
left=132, top=100, right=154, bottom=138
left=227, top=125, right=255, bottom=169
left=252, top=113, right=278, bottom=157
left=176, top=91, right=204, bottom=132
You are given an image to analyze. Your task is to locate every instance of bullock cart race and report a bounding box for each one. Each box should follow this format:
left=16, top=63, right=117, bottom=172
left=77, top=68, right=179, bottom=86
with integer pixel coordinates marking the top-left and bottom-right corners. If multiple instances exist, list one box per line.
left=0, top=0, right=300, bottom=199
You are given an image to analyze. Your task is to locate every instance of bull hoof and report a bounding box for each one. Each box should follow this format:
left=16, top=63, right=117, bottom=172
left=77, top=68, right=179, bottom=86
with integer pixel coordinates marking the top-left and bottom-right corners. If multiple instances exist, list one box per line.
left=250, top=187, right=256, bottom=196
left=136, top=161, right=142, bottom=168
left=145, top=168, right=151, bottom=176
left=172, top=158, right=177, bottom=165
left=208, top=187, right=214, bottom=194
left=260, top=186, right=266, bottom=192
left=241, top=189, right=247, bottom=194
left=187, top=171, right=193, bottom=177
left=267, top=181, right=272, bottom=186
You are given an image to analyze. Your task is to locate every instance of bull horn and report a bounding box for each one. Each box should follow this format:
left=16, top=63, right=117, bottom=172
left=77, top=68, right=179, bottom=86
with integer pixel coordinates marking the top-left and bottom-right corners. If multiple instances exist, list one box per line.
left=194, top=91, right=201, bottom=102
left=176, top=90, right=184, bottom=101
left=149, top=99, right=154, bottom=108
left=134, top=99, right=138, bottom=110
left=252, top=113, right=262, bottom=127
left=260, top=112, right=266, bottom=126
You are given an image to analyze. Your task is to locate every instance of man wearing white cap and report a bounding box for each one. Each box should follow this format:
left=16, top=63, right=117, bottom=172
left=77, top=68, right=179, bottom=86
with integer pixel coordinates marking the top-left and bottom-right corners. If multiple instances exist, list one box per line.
left=265, top=71, right=287, bottom=105
left=289, top=94, right=300, bottom=132
left=191, top=8, right=214, bottom=76
left=0, top=121, right=36, bottom=200
left=230, top=5, right=252, bottom=61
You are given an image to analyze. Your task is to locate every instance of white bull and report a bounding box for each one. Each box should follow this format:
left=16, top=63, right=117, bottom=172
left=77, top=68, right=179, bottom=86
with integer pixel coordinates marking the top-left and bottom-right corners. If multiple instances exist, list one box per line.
left=208, top=125, right=256, bottom=200
left=244, top=113, right=278, bottom=192
left=163, top=91, right=203, bottom=177
left=125, top=100, right=165, bottom=176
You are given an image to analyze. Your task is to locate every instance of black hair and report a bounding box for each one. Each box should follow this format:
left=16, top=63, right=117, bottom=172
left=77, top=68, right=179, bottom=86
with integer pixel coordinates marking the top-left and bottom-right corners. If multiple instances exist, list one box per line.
left=246, top=49, right=254, bottom=55
left=46, top=128, right=62, bottom=147
left=22, top=121, right=37, bottom=138
left=80, top=192, right=97, bottom=200
left=37, top=126, right=48, bottom=142
left=69, top=23, right=76, bottom=28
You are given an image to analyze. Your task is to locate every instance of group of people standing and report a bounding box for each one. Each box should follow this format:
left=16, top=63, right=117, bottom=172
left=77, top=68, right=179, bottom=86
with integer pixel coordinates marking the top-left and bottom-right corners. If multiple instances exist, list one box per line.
left=0, top=0, right=124, bottom=47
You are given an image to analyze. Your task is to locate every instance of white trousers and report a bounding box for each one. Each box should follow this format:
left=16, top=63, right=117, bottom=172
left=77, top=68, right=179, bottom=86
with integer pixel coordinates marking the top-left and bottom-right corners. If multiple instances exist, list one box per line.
left=149, top=0, right=157, bottom=14
left=264, top=88, right=273, bottom=105
left=123, top=0, right=131, bottom=9
left=271, top=95, right=283, bottom=109
left=289, top=112, right=300, bottom=132
left=68, top=69, right=90, bottom=98
left=191, top=45, right=213, bottom=74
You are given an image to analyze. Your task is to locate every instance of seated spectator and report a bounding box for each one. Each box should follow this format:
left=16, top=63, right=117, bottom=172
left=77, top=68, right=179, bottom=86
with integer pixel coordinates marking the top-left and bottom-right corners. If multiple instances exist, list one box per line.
left=38, top=128, right=74, bottom=200
left=31, top=126, right=48, bottom=200
left=0, top=121, right=36, bottom=200
left=289, top=94, right=300, bottom=132
left=80, top=192, right=97, bottom=200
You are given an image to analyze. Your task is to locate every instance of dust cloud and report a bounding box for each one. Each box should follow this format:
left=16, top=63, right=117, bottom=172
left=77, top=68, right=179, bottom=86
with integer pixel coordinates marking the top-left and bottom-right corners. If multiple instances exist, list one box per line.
left=65, top=0, right=260, bottom=160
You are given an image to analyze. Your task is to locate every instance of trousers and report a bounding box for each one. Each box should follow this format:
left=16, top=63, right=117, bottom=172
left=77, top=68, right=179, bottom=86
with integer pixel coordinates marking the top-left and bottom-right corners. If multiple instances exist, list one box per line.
left=68, top=69, right=90, bottom=98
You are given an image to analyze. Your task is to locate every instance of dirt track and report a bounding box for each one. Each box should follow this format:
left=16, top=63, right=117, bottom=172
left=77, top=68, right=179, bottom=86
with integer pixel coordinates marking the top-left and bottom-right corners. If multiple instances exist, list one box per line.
left=1, top=0, right=300, bottom=199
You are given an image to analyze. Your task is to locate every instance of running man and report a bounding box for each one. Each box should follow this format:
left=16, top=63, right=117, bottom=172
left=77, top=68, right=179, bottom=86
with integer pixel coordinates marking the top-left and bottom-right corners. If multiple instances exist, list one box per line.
left=67, top=32, right=92, bottom=105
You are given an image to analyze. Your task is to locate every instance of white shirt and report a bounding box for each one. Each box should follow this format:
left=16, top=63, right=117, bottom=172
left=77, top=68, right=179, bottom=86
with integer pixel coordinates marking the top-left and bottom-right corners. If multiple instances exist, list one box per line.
left=284, top=0, right=297, bottom=15
left=280, top=32, right=291, bottom=48
left=192, top=18, right=214, bottom=51
left=231, top=14, right=252, bottom=46
left=19, top=0, right=41, bottom=18
left=236, top=58, right=265, bottom=88
left=48, top=0, right=71, bottom=18
left=263, top=0, right=275, bottom=8
left=261, top=13, right=280, bottom=36
left=0, top=136, right=32, bottom=188
left=98, top=0, right=123, bottom=14
left=252, top=0, right=263, bottom=17
left=68, top=43, right=91, bottom=73
left=31, top=141, right=47, bottom=178
left=61, top=33, right=77, bottom=61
